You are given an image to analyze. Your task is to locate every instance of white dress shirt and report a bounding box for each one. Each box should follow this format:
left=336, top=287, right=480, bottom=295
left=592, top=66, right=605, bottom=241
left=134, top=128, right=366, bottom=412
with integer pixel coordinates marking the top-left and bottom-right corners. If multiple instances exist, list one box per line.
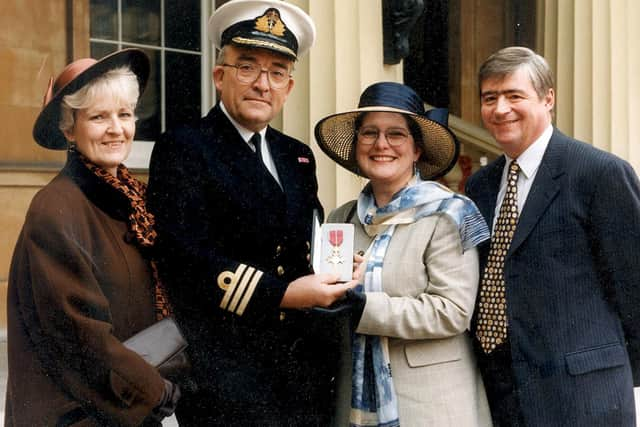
left=492, top=125, right=553, bottom=231
left=219, top=102, right=282, bottom=188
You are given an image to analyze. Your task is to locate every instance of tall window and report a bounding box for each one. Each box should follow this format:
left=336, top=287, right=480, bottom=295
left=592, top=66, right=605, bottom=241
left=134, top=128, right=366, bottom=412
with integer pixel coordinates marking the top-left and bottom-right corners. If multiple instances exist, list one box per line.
left=89, top=0, right=209, bottom=143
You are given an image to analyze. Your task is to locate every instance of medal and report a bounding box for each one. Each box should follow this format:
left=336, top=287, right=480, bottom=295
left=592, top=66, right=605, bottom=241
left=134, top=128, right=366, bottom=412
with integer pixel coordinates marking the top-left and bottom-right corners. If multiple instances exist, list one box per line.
left=326, top=229, right=345, bottom=266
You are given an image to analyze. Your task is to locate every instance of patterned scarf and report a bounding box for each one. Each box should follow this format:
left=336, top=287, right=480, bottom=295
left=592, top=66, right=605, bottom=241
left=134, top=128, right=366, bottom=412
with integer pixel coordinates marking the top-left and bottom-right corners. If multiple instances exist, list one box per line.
left=78, top=152, right=173, bottom=320
left=350, top=176, right=489, bottom=427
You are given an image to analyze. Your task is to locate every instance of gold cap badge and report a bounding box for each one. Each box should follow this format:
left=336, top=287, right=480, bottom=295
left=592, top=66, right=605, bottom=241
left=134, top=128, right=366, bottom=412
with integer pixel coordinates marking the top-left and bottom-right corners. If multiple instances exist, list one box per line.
left=255, top=8, right=286, bottom=37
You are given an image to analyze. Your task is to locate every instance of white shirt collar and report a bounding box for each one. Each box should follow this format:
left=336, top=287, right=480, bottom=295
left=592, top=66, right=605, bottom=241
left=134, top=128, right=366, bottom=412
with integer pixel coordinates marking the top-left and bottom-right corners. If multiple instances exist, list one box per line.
left=505, top=124, right=553, bottom=179
left=219, top=101, right=267, bottom=144
left=218, top=101, right=281, bottom=187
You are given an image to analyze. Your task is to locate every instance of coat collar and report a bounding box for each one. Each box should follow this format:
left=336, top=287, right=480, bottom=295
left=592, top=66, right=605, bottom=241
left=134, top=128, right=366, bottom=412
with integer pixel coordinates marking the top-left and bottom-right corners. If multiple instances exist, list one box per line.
left=63, top=150, right=132, bottom=222
left=203, top=104, right=294, bottom=196
left=201, top=106, right=286, bottom=208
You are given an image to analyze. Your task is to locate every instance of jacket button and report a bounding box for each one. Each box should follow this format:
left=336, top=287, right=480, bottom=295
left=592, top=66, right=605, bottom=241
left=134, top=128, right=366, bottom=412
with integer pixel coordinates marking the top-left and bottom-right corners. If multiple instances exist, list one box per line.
left=306, top=241, right=311, bottom=250
left=280, top=311, right=286, bottom=321
left=276, top=245, right=282, bottom=255
left=277, top=266, right=285, bottom=276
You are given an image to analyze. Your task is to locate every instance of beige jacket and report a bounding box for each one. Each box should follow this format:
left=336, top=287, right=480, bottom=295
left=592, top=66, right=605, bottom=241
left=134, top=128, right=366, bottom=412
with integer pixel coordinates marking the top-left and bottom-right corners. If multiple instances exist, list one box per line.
left=329, top=201, right=491, bottom=427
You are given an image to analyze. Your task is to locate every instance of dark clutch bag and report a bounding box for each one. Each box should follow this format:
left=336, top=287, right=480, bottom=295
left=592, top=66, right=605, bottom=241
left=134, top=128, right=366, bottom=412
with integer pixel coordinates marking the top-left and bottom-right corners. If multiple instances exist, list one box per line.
left=123, top=317, right=191, bottom=384
left=56, top=318, right=193, bottom=426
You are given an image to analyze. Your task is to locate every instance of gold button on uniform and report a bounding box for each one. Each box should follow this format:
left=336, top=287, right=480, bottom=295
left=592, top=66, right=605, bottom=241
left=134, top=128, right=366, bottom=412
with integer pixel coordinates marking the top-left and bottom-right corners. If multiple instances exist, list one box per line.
left=276, top=245, right=282, bottom=255
left=277, top=266, right=285, bottom=276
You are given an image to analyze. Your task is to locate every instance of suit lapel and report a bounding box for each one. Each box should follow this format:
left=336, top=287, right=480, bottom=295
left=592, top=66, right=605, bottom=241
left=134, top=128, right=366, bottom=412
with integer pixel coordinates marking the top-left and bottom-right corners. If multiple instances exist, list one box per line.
left=267, top=128, right=295, bottom=197
left=508, top=130, right=566, bottom=256
left=267, top=128, right=319, bottom=228
left=202, top=107, right=285, bottom=205
left=477, top=157, right=505, bottom=228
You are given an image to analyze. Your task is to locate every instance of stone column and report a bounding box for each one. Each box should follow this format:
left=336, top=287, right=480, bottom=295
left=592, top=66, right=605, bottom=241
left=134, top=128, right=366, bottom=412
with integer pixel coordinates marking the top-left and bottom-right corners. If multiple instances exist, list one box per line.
left=543, top=0, right=640, bottom=172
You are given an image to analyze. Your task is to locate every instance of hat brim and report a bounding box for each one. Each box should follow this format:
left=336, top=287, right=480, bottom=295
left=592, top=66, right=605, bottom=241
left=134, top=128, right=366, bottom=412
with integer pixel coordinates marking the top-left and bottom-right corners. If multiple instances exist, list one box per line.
left=33, top=48, right=150, bottom=150
left=314, top=107, right=459, bottom=180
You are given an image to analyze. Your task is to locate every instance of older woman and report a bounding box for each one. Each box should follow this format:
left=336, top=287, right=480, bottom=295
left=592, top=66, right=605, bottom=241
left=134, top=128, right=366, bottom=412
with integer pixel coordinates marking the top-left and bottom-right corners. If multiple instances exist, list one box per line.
left=315, top=82, right=492, bottom=427
left=6, top=49, right=179, bottom=426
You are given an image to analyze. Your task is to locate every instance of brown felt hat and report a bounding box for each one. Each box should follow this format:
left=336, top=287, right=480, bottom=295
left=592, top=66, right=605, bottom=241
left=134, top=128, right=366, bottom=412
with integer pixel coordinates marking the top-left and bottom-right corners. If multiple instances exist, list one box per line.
left=32, top=48, right=150, bottom=150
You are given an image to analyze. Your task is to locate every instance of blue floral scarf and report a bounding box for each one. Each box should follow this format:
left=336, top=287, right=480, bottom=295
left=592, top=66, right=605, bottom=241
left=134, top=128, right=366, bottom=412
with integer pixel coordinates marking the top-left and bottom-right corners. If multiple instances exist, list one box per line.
left=349, top=176, right=489, bottom=427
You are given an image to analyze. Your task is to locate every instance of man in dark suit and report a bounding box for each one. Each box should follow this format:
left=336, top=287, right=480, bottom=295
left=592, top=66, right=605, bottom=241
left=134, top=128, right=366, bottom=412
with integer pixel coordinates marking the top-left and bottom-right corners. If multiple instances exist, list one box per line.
left=465, top=46, right=640, bottom=426
left=147, top=1, right=355, bottom=425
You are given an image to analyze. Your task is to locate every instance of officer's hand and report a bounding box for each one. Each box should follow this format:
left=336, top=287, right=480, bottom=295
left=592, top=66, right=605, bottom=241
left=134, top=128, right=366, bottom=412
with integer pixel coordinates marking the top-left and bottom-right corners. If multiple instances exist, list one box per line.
left=280, top=273, right=358, bottom=309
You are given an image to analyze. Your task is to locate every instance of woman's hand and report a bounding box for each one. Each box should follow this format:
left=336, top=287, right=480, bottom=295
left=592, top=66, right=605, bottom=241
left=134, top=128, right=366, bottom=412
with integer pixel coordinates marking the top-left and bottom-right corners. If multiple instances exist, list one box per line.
left=148, top=380, right=181, bottom=422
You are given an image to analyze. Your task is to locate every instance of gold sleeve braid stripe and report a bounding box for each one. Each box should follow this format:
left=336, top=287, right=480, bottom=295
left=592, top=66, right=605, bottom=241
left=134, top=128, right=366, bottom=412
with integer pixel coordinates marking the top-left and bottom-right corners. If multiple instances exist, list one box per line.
left=218, top=264, right=263, bottom=316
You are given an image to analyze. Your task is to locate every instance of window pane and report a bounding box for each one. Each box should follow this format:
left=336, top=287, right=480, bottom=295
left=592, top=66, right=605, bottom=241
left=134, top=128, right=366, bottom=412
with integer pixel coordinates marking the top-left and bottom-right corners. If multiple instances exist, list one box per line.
left=403, top=1, right=449, bottom=108
left=134, top=48, right=161, bottom=141
left=165, top=0, right=201, bottom=51
left=165, top=52, right=201, bottom=128
left=122, top=0, right=161, bottom=46
left=90, top=42, right=118, bottom=59
left=404, top=0, right=537, bottom=126
left=90, top=0, right=117, bottom=40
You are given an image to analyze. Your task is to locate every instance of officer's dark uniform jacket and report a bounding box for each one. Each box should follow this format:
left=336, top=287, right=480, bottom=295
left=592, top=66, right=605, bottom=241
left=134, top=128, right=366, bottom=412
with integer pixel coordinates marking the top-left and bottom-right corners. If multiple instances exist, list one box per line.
left=147, top=104, right=341, bottom=425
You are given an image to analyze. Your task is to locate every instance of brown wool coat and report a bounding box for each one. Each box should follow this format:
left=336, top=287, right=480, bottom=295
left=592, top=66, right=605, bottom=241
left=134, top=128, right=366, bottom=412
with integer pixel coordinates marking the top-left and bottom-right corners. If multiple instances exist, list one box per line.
left=5, top=154, right=165, bottom=427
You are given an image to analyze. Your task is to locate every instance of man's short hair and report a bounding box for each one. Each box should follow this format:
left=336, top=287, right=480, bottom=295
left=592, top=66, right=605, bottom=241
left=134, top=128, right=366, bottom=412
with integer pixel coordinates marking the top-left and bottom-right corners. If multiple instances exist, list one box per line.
left=478, top=46, right=554, bottom=100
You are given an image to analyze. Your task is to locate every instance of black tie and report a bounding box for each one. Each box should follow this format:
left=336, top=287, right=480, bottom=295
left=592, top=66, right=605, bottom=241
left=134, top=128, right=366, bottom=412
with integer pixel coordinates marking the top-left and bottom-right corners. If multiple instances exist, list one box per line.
left=251, top=133, right=263, bottom=164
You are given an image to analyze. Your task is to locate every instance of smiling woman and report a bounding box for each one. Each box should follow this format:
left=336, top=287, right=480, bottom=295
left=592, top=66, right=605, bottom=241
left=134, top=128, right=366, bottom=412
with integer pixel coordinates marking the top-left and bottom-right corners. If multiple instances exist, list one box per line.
left=354, top=111, right=421, bottom=206
left=59, top=67, right=138, bottom=176
left=6, top=49, right=183, bottom=426
left=315, top=82, right=492, bottom=426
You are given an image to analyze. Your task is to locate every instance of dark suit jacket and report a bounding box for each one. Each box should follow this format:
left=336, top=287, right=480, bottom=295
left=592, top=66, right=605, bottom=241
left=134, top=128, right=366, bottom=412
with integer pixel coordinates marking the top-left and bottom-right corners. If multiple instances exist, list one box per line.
left=466, top=129, right=640, bottom=426
left=147, top=105, right=340, bottom=426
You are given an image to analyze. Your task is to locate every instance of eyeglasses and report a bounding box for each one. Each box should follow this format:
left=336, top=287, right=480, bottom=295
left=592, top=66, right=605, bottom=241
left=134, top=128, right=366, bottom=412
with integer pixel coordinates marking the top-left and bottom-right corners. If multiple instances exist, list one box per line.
left=357, top=127, right=411, bottom=146
left=222, top=62, right=291, bottom=89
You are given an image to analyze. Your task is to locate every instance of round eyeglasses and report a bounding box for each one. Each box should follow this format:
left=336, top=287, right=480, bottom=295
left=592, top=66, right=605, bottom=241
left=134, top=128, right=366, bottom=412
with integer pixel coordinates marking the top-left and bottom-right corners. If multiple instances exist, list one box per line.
left=357, top=127, right=411, bottom=146
left=222, top=62, right=291, bottom=89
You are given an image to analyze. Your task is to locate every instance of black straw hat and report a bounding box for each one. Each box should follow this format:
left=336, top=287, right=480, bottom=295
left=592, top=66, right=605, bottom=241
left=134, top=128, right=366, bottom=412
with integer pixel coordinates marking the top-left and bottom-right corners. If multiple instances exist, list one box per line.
left=314, top=82, right=459, bottom=180
left=32, top=48, right=150, bottom=150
